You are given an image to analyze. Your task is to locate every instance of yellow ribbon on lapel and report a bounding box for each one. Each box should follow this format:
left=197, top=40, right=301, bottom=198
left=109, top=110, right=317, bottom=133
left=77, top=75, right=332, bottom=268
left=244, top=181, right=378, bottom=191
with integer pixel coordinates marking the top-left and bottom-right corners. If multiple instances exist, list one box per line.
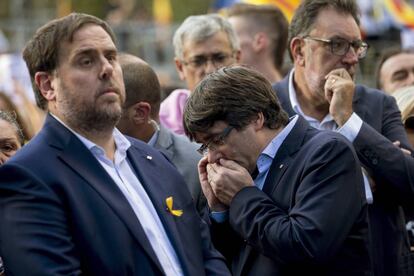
left=166, top=196, right=183, bottom=217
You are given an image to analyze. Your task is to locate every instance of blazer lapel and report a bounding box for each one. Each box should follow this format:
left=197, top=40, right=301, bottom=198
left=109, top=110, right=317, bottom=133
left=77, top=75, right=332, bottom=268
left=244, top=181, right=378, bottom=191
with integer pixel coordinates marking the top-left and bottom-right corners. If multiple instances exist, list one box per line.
left=262, top=116, right=311, bottom=195
left=45, top=115, right=164, bottom=273
left=126, top=145, right=191, bottom=275
left=154, top=125, right=174, bottom=160
left=273, top=75, right=296, bottom=117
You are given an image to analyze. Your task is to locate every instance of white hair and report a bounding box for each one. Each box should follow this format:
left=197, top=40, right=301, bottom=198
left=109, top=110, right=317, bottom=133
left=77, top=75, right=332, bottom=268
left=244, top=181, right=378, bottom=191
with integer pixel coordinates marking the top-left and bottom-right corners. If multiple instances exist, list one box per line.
left=173, top=14, right=240, bottom=60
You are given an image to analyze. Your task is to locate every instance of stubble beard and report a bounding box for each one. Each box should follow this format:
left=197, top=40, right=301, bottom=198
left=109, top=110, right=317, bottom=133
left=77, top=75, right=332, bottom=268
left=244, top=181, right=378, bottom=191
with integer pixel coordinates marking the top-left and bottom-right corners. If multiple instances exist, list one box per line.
left=58, top=86, right=122, bottom=135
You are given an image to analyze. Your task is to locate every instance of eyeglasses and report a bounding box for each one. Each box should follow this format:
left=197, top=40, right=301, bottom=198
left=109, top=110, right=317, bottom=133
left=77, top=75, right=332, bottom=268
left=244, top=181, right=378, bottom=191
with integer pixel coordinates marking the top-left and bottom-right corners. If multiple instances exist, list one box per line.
left=304, top=36, right=369, bottom=59
left=182, top=52, right=234, bottom=70
left=197, top=126, right=234, bottom=155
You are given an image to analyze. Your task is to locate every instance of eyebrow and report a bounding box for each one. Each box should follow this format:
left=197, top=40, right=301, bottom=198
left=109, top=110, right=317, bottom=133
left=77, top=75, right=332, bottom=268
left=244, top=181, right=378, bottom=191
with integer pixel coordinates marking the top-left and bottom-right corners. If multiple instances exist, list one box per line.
left=0, top=138, right=19, bottom=145
left=391, top=69, right=408, bottom=78
left=73, top=47, right=117, bottom=57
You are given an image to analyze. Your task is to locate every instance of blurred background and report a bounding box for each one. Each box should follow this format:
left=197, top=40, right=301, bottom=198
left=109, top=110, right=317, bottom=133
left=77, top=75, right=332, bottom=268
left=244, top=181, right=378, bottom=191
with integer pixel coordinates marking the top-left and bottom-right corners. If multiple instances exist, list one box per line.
left=0, top=0, right=413, bottom=102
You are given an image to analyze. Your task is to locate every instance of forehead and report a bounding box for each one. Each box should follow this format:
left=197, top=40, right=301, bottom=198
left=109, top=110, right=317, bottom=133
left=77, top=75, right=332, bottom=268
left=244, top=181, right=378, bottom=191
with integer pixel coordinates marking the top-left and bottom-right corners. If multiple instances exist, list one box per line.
left=59, top=24, right=116, bottom=59
left=381, top=53, right=414, bottom=75
left=309, top=7, right=361, bottom=39
left=182, top=31, right=233, bottom=58
left=0, top=119, right=18, bottom=140
left=194, top=120, right=228, bottom=142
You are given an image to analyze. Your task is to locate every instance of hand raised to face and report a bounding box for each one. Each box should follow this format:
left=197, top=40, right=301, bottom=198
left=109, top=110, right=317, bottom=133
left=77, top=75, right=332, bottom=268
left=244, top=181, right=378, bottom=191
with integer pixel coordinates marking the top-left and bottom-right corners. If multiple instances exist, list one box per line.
left=203, top=158, right=254, bottom=206
left=324, top=68, right=355, bottom=127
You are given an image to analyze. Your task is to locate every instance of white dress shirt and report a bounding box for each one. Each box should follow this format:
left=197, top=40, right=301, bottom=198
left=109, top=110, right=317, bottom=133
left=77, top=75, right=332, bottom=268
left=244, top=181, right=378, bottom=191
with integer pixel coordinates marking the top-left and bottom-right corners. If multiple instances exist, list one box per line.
left=52, top=115, right=184, bottom=276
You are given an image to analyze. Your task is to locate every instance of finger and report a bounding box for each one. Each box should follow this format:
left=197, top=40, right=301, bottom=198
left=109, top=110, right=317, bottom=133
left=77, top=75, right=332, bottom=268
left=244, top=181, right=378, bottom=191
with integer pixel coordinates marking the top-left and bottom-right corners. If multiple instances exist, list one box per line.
left=393, top=140, right=400, bottom=147
left=401, top=148, right=412, bottom=156
left=218, top=158, right=243, bottom=171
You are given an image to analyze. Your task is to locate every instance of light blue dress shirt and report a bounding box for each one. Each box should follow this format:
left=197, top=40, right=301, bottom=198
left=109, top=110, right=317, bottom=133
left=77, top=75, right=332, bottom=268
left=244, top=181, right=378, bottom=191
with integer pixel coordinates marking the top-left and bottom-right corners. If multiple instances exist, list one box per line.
left=287, top=70, right=373, bottom=203
left=211, top=116, right=299, bottom=223
left=51, top=115, right=183, bottom=276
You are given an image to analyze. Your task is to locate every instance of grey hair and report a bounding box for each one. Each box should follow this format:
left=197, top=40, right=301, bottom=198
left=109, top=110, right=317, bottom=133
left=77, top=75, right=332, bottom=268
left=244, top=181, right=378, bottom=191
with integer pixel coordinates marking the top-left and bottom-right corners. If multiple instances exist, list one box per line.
left=173, top=14, right=240, bottom=60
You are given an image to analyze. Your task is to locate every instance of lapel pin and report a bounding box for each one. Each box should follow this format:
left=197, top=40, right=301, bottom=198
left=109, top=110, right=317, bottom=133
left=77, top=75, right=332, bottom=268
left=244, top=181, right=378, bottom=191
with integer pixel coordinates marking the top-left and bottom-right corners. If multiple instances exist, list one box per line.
left=279, top=164, right=284, bottom=169
left=146, top=155, right=153, bottom=160
left=165, top=196, right=183, bottom=217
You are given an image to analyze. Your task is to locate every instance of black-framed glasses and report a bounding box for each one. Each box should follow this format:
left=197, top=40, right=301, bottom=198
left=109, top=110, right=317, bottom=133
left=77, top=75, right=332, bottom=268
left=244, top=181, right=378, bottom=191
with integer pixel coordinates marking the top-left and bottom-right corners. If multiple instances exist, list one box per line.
left=304, top=36, right=369, bottom=59
left=182, top=52, right=234, bottom=70
left=197, top=126, right=234, bottom=155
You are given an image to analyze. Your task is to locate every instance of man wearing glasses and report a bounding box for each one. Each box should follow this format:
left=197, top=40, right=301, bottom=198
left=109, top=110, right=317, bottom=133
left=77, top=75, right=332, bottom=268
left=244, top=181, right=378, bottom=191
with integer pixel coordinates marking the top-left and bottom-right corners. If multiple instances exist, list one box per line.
left=183, top=65, right=370, bottom=275
left=272, top=1, right=414, bottom=275
left=159, top=14, right=240, bottom=135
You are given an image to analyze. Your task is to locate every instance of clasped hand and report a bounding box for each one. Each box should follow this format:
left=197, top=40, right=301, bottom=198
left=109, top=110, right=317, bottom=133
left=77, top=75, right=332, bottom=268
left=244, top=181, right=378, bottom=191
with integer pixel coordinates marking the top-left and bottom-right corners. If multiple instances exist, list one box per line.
left=324, top=68, right=355, bottom=127
left=198, top=156, right=254, bottom=210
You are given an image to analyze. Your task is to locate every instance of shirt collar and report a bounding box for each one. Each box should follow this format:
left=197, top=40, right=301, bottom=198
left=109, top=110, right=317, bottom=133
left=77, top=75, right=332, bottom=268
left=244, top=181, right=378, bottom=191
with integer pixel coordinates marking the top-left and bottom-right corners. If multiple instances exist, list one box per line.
left=256, top=115, right=299, bottom=173
left=50, top=113, right=131, bottom=158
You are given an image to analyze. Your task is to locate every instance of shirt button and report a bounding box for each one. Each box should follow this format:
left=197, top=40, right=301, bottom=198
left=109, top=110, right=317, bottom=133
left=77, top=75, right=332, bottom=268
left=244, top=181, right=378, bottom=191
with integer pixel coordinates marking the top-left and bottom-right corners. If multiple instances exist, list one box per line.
left=372, top=159, right=378, bottom=165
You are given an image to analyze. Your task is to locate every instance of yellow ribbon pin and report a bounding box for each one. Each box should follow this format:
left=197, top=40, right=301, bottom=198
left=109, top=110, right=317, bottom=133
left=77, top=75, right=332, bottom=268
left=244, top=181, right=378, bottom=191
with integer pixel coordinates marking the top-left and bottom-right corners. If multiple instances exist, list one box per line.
left=166, top=196, right=183, bottom=217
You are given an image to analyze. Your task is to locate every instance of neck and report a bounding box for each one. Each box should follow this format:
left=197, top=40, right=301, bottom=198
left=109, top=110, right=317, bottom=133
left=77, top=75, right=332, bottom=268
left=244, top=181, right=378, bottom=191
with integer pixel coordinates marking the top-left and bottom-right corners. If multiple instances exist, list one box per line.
left=259, top=126, right=284, bottom=153
left=252, top=56, right=283, bottom=83
left=139, top=120, right=158, bottom=143
left=74, top=125, right=117, bottom=161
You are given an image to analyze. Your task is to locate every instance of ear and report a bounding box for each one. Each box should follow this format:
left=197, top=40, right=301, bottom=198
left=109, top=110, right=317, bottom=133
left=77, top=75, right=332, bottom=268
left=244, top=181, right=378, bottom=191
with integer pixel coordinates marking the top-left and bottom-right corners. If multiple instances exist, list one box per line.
left=174, top=58, right=186, bottom=81
left=253, top=112, right=265, bottom=131
left=234, top=49, right=241, bottom=63
left=253, top=32, right=267, bottom=53
left=131, top=102, right=152, bottom=125
left=34, top=71, right=56, bottom=102
left=290, top=37, right=305, bottom=66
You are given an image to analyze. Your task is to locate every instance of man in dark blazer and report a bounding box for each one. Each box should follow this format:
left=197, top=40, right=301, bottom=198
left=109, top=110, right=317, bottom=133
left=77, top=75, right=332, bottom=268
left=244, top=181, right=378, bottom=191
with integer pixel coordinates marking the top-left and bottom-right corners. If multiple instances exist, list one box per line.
left=117, top=54, right=206, bottom=212
left=0, top=13, right=229, bottom=275
left=183, top=65, right=370, bottom=275
left=272, top=1, right=414, bottom=275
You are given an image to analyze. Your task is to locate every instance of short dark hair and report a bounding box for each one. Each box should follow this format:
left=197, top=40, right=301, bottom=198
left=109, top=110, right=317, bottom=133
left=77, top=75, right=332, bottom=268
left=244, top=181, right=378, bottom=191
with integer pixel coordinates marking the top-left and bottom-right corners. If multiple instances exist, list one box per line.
left=288, top=0, right=360, bottom=60
left=227, top=3, right=288, bottom=70
left=0, top=111, right=24, bottom=145
left=183, top=65, right=289, bottom=140
left=375, top=47, right=414, bottom=89
left=23, top=13, right=116, bottom=110
left=118, top=54, right=161, bottom=118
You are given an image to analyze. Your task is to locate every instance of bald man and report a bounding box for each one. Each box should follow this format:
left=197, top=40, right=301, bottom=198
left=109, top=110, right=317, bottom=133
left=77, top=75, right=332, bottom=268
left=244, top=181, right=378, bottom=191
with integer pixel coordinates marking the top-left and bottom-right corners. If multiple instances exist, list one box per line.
left=117, top=54, right=206, bottom=213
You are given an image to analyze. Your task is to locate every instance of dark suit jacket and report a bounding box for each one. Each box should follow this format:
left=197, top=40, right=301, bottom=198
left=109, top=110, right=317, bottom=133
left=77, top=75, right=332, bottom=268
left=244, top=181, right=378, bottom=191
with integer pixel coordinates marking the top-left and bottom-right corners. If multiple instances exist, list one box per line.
left=212, top=116, right=370, bottom=276
left=273, top=76, right=414, bottom=276
left=154, top=125, right=206, bottom=212
left=0, top=115, right=229, bottom=276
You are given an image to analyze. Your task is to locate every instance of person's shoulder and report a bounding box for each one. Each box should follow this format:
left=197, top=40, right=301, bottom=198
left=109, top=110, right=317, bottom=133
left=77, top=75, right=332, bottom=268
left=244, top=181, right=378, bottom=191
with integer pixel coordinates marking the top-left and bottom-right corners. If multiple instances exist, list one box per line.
left=356, top=84, right=392, bottom=100
left=305, top=128, right=353, bottom=151
left=160, top=88, right=190, bottom=106
left=159, top=126, right=201, bottom=159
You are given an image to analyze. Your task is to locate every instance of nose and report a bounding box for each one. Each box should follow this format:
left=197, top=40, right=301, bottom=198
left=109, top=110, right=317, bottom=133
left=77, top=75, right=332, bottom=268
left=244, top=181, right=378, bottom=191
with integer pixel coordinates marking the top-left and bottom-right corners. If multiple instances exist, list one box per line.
left=207, top=149, right=222, bottom=164
left=408, top=71, right=414, bottom=85
left=342, top=47, right=359, bottom=65
left=204, top=59, right=220, bottom=75
left=99, top=57, right=114, bottom=80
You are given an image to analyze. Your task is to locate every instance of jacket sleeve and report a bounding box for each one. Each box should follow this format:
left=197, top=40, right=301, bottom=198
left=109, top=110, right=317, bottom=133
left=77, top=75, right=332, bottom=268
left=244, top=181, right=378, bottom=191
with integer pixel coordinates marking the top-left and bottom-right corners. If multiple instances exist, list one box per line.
left=228, top=138, right=366, bottom=264
left=0, top=163, right=81, bottom=275
left=353, top=94, right=414, bottom=204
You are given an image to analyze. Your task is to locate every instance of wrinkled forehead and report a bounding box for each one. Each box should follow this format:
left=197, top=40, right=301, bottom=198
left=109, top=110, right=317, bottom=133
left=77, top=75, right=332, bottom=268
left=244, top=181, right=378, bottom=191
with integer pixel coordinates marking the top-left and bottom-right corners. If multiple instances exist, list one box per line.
left=308, top=7, right=361, bottom=39
left=382, top=53, right=414, bottom=74
left=57, top=24, right=116, bottom=62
